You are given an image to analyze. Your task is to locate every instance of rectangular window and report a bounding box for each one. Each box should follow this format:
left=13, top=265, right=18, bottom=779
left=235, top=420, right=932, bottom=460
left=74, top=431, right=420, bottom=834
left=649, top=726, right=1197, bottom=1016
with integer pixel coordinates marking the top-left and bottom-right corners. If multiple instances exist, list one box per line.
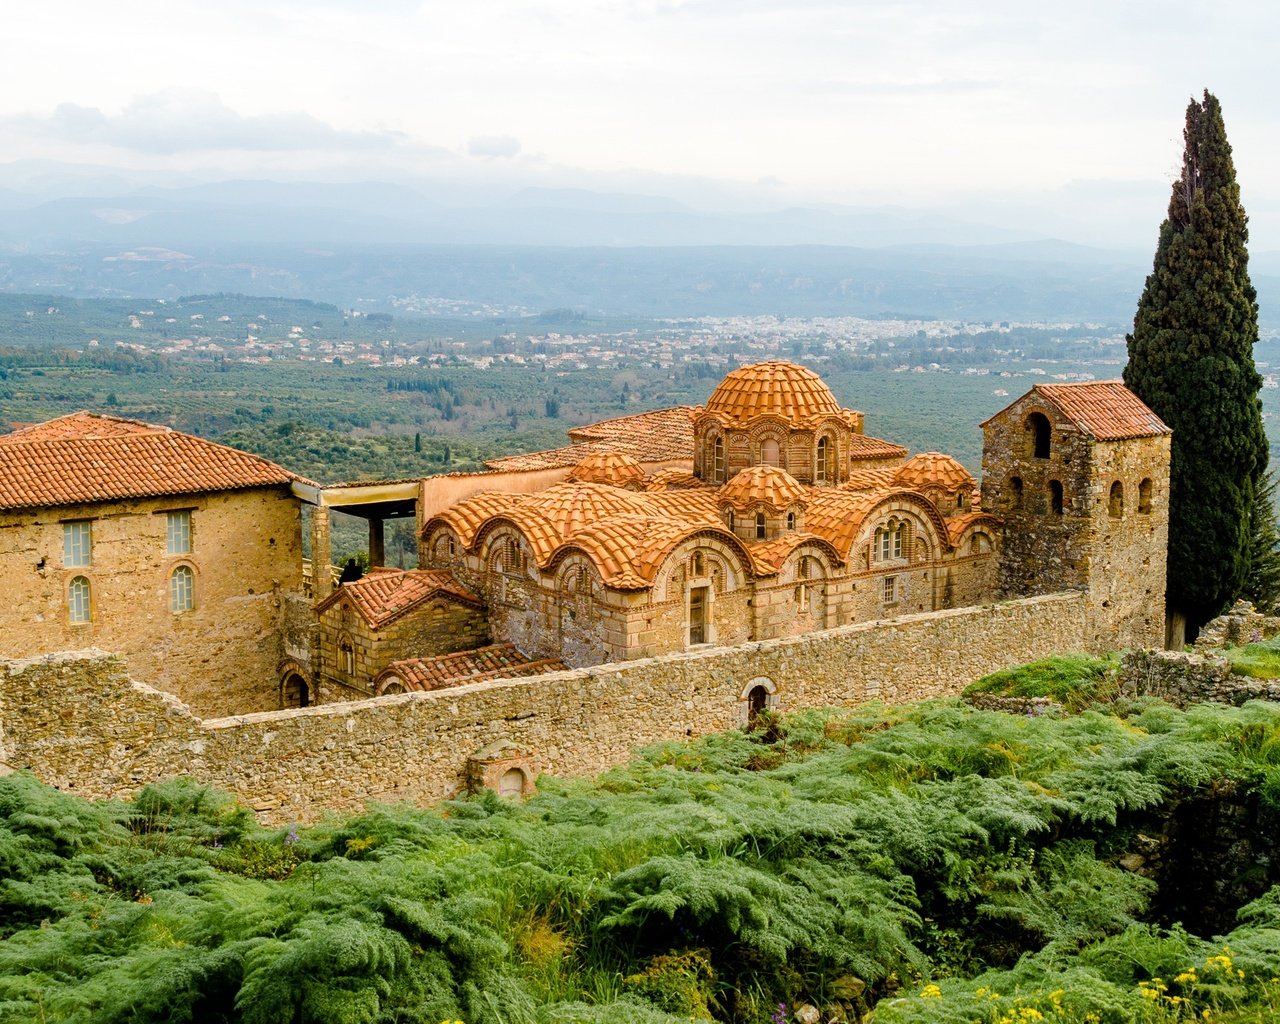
left=882, top=575, right=897, bottom=604
left=63, top=521, right=92, bottom=567
left=893, top=526, right=903, bottom=559
left=877, top=532, right=890, bottom=561
left=165, top=510, right=192, bottom=555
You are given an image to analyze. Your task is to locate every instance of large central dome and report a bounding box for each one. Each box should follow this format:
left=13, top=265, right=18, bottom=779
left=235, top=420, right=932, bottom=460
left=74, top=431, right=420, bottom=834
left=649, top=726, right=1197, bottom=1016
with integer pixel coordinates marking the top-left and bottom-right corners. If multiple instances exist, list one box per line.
left=703, top=361, right=843, bottom=425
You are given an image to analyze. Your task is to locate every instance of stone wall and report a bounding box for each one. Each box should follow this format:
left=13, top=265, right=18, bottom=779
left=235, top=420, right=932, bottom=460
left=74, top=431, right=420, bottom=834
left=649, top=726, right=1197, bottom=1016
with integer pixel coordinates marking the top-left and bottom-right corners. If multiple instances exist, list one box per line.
left=1118, top=648, right=1280, bottom=707
left=0, top=487, right=303, bottom=717
left=2, top=592, right=1088, bottom=823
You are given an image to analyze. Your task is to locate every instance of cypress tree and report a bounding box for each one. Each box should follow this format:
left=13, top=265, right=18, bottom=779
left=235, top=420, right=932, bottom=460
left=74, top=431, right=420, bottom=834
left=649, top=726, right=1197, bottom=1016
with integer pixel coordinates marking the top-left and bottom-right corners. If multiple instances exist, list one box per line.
left=1124, top=90, right=1267, bottom=641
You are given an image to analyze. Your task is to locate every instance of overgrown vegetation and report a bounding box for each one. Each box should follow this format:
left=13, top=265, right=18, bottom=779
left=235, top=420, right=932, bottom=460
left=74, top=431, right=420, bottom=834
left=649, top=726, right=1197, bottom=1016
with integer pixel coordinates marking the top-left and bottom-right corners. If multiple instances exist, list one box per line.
left=7, top=689, right=1280, bottom=1022
left=962, top=653, right=1119, bottom=711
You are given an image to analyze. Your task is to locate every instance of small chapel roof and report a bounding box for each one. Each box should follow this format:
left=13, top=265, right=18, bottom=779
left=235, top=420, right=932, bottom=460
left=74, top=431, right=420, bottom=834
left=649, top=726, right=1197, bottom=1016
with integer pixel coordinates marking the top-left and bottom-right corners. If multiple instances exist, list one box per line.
left=376, top=643, right=567, bottom=693
left=0, top=411, right=302, bottom=511
left=314, top=568, right=482, bottom=629
left=892, top=452, right=975, bottom=491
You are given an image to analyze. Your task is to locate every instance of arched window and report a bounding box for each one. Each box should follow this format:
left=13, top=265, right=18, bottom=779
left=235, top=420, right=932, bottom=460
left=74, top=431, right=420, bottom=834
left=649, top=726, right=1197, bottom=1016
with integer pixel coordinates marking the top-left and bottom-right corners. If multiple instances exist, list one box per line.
left=1027, top=412, right=1051, bottom=459
left=1138, top=478, right=1153, bottom=514
left=755, top=511, right=767, bottom=539
left=816, top=437, right=830, bottom=483
left=875, top=520, right=905, bottom=561
left=761, top=438, right=781, bottom=467
left=340, top=639, right=355, bottom=675
left=969, top=532, right=991, bottom=555
left=692, top=551, right=704, bottom=577
left=169, top=565, right=194, bottom=613
left=1010, top=476, right=1023, bottom=509
left=787, top=511, right=796, bottom=531
left=956, top=489, right=968, bottom=511
left=726, top=509, right=735, bottom=531
left=1109, top=480, right=1124, bottom=518
left=68, top=575, right=91, bottom=624
left=499, top=767, right=526, bottom=799
left=712, top=436, right=726, bottom=482
left=1050, top=480, right=1064, bottom=515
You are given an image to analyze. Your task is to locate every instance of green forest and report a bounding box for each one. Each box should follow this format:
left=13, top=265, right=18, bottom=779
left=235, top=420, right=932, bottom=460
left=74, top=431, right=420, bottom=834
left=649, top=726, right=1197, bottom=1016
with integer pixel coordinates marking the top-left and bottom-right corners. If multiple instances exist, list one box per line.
left=6, top=656, right=1280, bottom=1023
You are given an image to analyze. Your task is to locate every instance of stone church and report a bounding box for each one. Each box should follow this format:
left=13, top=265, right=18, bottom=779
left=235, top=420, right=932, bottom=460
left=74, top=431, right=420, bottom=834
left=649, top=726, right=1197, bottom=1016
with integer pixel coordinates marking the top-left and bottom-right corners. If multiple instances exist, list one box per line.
left=0, top=360, right=1171, bottom=716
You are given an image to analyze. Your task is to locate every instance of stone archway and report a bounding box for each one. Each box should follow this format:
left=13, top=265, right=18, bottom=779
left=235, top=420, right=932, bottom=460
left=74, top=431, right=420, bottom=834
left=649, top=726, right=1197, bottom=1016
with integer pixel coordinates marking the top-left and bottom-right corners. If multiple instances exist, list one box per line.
left=738, top=676, right=779, bottom=725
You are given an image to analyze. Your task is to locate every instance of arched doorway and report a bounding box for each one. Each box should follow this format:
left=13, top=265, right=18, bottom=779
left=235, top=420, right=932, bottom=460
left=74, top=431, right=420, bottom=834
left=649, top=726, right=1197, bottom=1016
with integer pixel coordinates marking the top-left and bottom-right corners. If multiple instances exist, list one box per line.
left=747, top=685, right=769, bottom=723
left=281, top=673, right=310, bottom=708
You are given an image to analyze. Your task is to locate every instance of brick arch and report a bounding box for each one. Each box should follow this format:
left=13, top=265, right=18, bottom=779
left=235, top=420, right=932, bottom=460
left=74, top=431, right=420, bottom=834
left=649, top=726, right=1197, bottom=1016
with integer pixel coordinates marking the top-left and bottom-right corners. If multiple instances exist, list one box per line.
left=855, top=491, right=953, bottom=558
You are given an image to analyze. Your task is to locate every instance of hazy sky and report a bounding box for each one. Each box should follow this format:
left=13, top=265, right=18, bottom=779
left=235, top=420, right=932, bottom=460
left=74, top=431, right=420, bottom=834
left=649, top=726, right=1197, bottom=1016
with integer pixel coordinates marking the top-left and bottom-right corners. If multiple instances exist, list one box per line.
left=5, top=1, right=1278, bottom=246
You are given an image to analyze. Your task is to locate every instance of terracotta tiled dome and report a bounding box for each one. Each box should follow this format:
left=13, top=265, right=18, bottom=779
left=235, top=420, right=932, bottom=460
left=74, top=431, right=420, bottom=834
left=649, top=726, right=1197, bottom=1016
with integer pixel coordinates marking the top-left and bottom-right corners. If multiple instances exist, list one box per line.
left=566, top=450, right=646, bottom=487
left=892, top=452, right=975, bottom=492
left=523, top=482, right=653, bottom=538
left=703, top=361, right=842, bottom=425
left=718, top=465, right=808, bottom=510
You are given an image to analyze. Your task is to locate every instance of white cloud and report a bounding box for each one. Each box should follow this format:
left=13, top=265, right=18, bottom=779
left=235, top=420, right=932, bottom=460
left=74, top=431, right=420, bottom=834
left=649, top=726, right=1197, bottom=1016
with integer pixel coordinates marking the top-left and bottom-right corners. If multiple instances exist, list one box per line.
left=468, top=135, right=522, bottom=159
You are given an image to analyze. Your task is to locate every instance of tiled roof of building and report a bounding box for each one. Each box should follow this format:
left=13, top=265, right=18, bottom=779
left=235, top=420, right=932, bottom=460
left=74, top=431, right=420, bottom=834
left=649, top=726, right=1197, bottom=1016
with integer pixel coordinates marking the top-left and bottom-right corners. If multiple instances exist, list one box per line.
left=644, top=467, right=703, bottom=490
left=718, top=465, right=808, bottom=510
left=484, top=407, right=695, bottom=472
left=892, top=452, right=975, bottom=491
left=314, top=568, right=481, bottom=629
left=749, top=533, right=843, bottom=573
left=644, top=488, right=722, bottom=524
left=698, top=361, right=847, bottom=426
left=427, top=492, right=524, bottom=549
left=375, top=643, right=566, bottom=693
left=804, top=490, right=885, bottom=557
left=524, top=482, right=654, bottom=538
left=848, top=433, right=909, bottom=461
left=982, top=381, right=1171, bottom=440
left=556, top=514, right=747, bottom=589
left=566, top=450, right=646, bottom=488
left=946, top=511, right=1002, bottom=547
left=0, top=411, right=301, bottom=510
left=841, top=468, right=901, bottom=493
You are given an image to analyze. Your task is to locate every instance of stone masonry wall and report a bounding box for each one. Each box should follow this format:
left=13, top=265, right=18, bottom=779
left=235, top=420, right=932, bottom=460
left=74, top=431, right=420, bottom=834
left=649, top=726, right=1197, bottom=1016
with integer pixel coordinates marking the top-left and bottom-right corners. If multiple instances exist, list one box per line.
left=0, top=487, right=303, bottom=717
left=3, top=593, right=1087, bottom=823
left=1117, top=648, right=1280, bottom=707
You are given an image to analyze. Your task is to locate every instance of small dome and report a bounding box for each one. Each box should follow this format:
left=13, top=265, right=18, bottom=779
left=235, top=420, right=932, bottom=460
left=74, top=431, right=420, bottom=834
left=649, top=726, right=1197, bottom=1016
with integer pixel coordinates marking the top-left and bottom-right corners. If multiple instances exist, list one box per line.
left=566, top=450, right=646, bottom=487
left=892, top=452, right=975, bottom=491
left=703, top=361, right=842, bottom=426
left=523, top=482, right=652, bottom=537
left=718, top=465, right=808, bottom=510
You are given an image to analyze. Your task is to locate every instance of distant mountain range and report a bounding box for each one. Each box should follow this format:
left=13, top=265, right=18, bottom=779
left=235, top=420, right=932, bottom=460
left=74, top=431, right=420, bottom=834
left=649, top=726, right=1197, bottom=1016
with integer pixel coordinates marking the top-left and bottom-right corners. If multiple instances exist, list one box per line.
left=0, top=174, right=1275, bottom=324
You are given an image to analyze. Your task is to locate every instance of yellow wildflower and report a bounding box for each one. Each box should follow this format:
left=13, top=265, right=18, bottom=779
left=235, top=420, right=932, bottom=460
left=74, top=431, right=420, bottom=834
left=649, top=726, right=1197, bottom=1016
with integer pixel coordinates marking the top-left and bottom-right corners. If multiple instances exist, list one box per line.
left=920, top=984, right=942, bottom=999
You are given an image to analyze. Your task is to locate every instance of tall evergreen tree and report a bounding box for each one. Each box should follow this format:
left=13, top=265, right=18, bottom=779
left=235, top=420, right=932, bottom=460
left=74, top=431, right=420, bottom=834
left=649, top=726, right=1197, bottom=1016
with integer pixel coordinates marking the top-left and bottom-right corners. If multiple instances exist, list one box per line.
left=1124, top=90, right=1267, bottom=642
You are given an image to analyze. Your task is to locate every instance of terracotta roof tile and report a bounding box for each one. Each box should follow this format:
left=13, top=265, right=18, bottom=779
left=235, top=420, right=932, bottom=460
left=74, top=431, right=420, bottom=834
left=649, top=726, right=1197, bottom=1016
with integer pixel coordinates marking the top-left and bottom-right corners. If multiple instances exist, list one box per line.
left=644, top=489, right=722, bottom=523
left=0, top=411, right=301, bottom=510
left=698, top=361, right=845, bottom=426
left=848, top=433, right=908, bottom=461
left=840, top=468, right=901, bottom=493
left=644, top=468, right=703, bottom=490
left=315, top=568, right=481, bottom=629
left=555, top=514, right=747, bottom=589
left=748, top=533, right=842, bottom=573
left=719, top=465, right=808, bottom=510
left=982, top=381, right=1171, bottom=440
left=485, top=407, right=695, bottom=471
left=803, top=490, right=885, bottom=557
left=426, top=492, right=525, bottom=548
left=892, top=452, right=975, bottom=491
left=375, top=643, right=566, bottom=693
left=946, top=511, right=1002, bottom=547
left=523, top=482, right=655, bottom=539
left=565, top=450, right=646, bottom=487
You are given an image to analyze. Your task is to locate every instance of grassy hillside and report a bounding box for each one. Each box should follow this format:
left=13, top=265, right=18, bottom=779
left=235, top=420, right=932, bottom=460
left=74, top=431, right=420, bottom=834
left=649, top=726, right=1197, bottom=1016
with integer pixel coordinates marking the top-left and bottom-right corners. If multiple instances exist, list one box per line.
left=6, top=683, right=1280, bottom=1023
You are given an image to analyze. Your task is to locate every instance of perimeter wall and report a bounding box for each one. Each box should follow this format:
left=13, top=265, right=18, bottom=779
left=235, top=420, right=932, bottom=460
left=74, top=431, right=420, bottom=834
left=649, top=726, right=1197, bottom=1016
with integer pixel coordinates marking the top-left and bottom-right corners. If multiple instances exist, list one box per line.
left=1, top=592, right=1087, bottom=823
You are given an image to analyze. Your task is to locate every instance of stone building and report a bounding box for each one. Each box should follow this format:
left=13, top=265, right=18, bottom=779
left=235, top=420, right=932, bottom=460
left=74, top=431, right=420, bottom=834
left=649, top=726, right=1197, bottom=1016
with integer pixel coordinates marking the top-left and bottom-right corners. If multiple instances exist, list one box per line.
left=0, top=412, right=305, bottom=715
left=980, top=381, right=1171, bottom=649
left=418, top=362, right=1006, bottom=668
left=0, top=362, right=1172, bottom=720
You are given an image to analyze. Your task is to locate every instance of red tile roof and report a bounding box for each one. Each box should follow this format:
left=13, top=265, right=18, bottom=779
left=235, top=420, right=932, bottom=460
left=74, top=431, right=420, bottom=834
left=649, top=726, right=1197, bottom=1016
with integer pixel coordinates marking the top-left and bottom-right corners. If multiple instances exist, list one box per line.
left=485, top=407, right=695, bottom=472
left=982, top=382, right=1171, bottom=441
left=375, top=643, right=566, bottom=693
left=0, top=411, right=301, bottom=511
left=314, top=568, right=482, bottom=629
left=719, top=465, right=808, bottom=510
left=848, top=433, right=909, bottom=461
left=700, top=361, right=845, bottom=426
left=892, top=452, right=975, bottom=491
